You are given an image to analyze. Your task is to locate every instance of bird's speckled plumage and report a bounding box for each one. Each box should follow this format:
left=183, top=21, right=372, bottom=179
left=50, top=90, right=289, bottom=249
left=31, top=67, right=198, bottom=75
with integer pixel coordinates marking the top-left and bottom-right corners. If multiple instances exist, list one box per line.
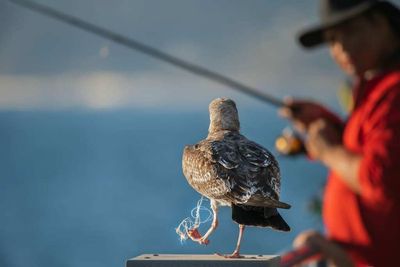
left=183, top=98, right=290, bottom=211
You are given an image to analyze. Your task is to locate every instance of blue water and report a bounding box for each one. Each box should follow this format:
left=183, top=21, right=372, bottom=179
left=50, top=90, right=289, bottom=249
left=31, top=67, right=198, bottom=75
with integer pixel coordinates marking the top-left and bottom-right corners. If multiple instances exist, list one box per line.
left=0, top=108, right=326, bottom=267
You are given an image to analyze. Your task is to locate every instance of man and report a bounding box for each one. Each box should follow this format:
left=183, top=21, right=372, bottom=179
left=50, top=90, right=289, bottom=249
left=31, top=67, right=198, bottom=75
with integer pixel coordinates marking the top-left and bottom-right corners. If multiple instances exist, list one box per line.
left=280, top=0, right=400, bottom=266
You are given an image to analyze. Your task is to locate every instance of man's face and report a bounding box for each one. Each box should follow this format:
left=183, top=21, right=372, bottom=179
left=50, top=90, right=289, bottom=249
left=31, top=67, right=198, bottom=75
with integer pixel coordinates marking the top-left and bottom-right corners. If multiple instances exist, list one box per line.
left=324, top=14, right=391, bottom=77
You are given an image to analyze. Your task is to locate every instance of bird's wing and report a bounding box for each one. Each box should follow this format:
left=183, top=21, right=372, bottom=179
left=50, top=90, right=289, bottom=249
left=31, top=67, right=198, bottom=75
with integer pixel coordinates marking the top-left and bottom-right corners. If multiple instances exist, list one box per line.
left=182, top=141, right=233, bottom=201
left=237, top=138, right=281, bottom=196
left=224, top=134, right=290, bottom=209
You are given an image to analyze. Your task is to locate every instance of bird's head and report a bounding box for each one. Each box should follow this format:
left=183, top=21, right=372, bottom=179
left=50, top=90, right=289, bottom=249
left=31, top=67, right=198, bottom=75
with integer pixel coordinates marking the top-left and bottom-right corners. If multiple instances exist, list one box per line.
left=208, top=98, right=240, bottom=134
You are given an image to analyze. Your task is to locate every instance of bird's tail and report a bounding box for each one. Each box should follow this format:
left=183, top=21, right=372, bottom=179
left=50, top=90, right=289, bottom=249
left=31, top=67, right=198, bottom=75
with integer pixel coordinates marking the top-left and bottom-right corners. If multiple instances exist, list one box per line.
left=232, top=205, right=290, bottom=231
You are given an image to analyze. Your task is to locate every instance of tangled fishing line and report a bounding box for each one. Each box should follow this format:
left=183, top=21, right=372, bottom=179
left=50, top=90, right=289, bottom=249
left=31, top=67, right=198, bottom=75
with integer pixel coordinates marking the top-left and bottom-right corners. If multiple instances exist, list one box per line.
left=176, top=196, right=213, bottom=243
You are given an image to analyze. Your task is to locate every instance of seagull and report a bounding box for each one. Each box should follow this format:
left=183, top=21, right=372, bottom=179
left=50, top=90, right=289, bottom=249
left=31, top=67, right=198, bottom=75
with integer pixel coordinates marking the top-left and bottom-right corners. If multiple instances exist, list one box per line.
left=182, top=98, right=291, bottom=258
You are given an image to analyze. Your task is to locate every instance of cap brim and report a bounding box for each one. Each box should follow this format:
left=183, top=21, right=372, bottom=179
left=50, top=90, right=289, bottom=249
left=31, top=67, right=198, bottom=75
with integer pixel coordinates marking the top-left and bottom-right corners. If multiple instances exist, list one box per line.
left=298, top=1, right=380, bottom=48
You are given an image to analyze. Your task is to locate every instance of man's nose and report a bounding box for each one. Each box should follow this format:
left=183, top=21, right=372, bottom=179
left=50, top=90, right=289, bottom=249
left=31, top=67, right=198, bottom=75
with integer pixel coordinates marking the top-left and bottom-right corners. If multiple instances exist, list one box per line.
left=330, top=40, right=344, bottom=54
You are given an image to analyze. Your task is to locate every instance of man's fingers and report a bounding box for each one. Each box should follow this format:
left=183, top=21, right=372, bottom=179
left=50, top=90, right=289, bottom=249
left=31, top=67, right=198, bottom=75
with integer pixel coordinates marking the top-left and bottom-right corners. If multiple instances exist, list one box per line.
left=278, top=107, right=293, bottom=118
left=293, top=230, right=321, bottom=248
left=308, top=119, right=327, bottom=134
left=294, top=121, right=306, bottom=133
left=282, top=96, right=304, bottom=118
left=315, top=118, right=327, bottom=128
left=279, top=104, right=304, bottom=120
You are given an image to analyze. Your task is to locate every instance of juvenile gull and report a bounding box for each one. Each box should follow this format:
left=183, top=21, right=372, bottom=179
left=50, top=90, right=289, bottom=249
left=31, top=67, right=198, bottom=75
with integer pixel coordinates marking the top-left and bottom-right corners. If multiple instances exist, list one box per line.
left=182, top=98, right=291, bottom=258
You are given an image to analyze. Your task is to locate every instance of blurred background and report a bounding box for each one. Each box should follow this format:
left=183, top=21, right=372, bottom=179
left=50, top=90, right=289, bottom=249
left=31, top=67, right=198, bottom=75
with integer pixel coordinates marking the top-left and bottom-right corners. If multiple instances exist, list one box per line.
left=2, top=0, right=399, bottom=266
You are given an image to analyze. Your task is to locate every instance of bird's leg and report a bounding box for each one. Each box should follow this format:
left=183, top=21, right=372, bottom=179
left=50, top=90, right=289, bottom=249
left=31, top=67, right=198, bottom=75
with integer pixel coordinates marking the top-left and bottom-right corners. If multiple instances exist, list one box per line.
left=187, top=199, right=219, bottom=245
left=226, top=224, right=246, bottom=258
left=198, top=199, right=219, bottom=244
left=215, top=224, right=245, bottom=258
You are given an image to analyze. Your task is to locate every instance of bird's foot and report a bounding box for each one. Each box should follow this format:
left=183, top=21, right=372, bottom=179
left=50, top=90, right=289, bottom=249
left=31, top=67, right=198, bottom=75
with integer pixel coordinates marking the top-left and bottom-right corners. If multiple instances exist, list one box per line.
left=198, top=237, right=210, bottom=245
left=214, top=251, right=243, bottom=258
left=187, top=228, right=210, bottom=245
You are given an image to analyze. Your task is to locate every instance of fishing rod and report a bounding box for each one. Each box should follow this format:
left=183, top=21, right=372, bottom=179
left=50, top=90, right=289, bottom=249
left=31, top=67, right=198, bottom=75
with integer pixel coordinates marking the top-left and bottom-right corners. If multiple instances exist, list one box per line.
left=8, top=0, right=285, bottom=107
left=9, top=0, right=307, bottom=156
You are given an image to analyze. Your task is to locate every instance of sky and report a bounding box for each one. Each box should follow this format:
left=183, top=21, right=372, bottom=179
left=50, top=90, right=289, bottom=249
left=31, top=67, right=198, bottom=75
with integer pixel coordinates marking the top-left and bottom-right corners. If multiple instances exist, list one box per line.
left=1, top=0, right=400, bottom=111
left=0, top=0, right=343, bottom=111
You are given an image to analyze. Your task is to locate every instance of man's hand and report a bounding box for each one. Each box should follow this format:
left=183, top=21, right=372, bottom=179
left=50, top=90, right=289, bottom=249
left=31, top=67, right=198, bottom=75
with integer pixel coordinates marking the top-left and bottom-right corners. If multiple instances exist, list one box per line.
left=279, top=97, right=362, bottom=193
left=293, top=230, right=354, bottom=267
left=306, top=119, right=342, bottom=162
left=278, top=98, right=343, bottom=133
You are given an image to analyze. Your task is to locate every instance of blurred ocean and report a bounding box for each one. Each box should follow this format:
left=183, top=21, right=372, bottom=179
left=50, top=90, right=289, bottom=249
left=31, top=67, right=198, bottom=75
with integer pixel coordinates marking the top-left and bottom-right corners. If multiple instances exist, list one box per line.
left=0, top=107, right=326, bottom=267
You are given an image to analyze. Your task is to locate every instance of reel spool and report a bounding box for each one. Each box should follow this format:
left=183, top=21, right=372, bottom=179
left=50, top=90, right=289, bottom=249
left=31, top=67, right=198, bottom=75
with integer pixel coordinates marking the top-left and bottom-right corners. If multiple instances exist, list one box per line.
left=275, top=128, right=305, bottom=156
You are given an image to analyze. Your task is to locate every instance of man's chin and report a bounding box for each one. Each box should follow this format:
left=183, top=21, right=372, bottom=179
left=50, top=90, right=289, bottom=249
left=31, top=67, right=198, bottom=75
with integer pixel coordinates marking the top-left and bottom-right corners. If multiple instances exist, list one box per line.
left=342, top=66, right=357, bottom=78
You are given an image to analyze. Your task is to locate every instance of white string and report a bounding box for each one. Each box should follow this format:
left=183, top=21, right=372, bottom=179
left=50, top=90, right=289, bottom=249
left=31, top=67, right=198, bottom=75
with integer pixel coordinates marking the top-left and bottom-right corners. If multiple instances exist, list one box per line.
left=175, top=196, right=213, bottom=243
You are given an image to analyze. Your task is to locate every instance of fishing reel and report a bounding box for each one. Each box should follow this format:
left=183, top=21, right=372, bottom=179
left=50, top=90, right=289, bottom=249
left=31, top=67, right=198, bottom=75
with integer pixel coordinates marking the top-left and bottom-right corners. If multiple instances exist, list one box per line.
left=275, top=127, right=306, bottom=156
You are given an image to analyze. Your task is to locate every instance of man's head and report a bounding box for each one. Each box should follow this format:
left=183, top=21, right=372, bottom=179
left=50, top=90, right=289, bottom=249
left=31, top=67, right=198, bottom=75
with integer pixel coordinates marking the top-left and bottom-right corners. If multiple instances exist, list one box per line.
left=298, top=0, right=400, bottom=77
left=326, top=10, right=400, bottom=77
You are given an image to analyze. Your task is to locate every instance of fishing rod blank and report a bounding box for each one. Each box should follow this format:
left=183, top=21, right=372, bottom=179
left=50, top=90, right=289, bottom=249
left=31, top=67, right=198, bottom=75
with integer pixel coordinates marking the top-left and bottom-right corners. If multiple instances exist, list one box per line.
left=8, top=0, right=285, bottom=107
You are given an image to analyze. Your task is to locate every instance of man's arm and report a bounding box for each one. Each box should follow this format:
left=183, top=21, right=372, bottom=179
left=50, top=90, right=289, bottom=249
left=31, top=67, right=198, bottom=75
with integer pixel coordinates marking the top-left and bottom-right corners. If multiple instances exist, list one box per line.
left=306, top=119, right=362, bottom=194
left=279, top=100, right=361, bottom=193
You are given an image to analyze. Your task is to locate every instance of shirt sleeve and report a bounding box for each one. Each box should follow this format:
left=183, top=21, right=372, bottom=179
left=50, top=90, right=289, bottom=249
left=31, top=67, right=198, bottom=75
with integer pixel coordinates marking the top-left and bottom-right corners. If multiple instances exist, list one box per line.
left=358, top=87, right=400, bottom=205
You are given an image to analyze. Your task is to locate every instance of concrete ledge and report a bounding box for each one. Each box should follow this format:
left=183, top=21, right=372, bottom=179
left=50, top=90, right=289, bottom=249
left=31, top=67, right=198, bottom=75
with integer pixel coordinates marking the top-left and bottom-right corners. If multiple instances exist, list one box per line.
left=127, top=254, right=280, bottom=267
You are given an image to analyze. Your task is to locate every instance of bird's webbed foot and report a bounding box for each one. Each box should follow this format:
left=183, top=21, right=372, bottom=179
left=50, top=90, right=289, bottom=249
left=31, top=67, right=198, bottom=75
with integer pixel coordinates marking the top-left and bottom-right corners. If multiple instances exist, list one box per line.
left=187, top=228, right=210, bottom=245
left=225, top=250, right=244, bottom=258
left=214, top=251, right=244, bottom=258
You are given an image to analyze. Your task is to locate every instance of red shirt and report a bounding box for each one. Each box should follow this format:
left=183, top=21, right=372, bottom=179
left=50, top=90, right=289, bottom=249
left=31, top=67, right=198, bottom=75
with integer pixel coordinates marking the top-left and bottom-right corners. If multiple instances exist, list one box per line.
left=323, top=69, right=400, bottom=266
